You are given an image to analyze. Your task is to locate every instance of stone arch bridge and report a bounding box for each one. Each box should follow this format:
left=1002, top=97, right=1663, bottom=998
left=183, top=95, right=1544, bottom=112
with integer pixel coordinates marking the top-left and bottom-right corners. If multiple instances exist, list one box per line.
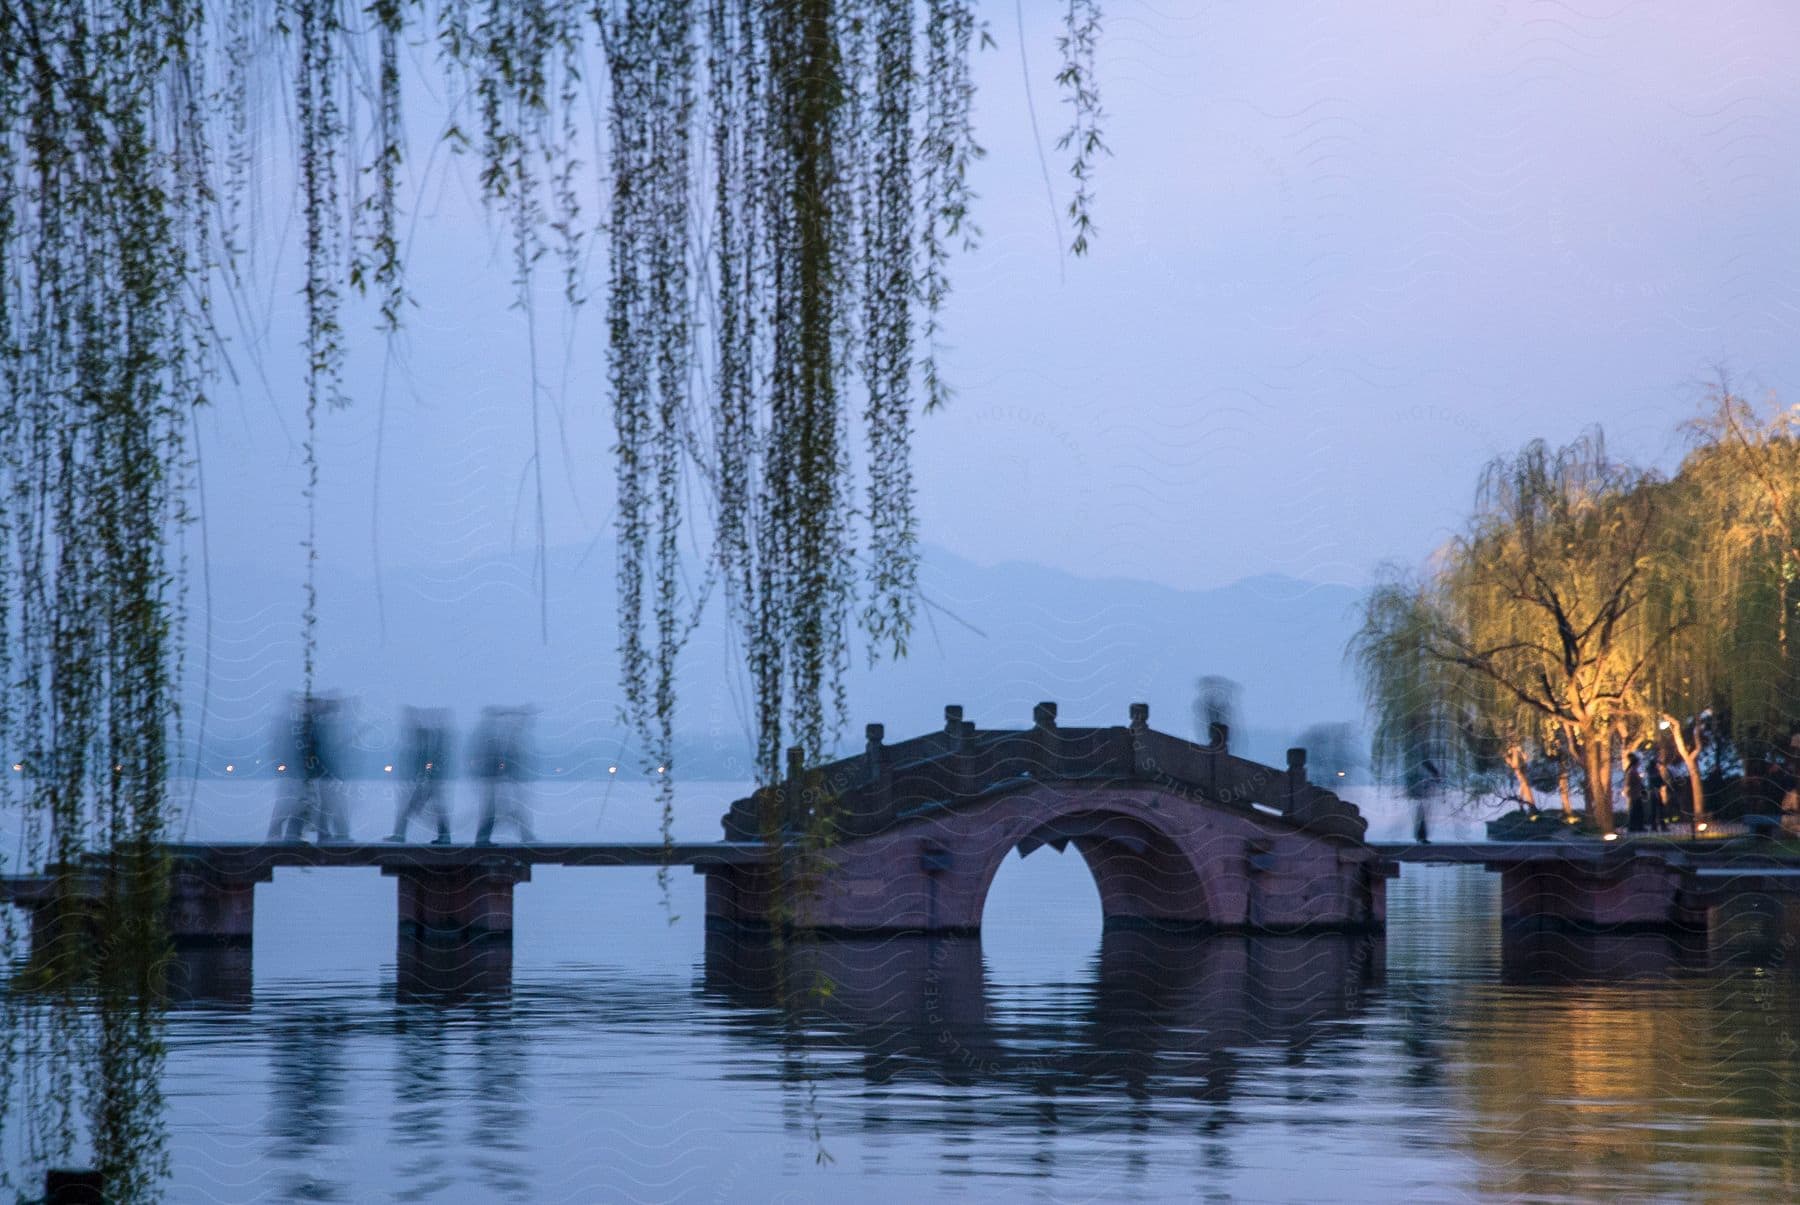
left=17, top=700, right=1790, bottom=1001
left=705, top=702, right=1388, bottom=934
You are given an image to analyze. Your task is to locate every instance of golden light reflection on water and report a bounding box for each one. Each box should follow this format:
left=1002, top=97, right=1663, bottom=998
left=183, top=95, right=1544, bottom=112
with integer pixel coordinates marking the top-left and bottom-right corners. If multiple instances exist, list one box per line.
left=1457, top=950, right=1800, bottom=1201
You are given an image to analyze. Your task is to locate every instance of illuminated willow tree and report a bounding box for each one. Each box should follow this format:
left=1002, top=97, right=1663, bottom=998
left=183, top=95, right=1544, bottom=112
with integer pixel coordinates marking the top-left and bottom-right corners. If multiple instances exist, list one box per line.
left=1672, top=384, right=1800, bottom=727
left=1636, top=382, right=1800, bottom=819
left=1352, top=434, right=1683, bottom=835
left=1357, top=406, right=1800, bottom=834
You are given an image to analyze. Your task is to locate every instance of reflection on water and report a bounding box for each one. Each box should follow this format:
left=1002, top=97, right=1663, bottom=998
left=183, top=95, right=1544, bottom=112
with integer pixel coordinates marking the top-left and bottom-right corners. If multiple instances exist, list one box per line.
left=395, top=937, right=514, bottom=1003
left=702, top=929, right=1380, bottom=1114
left=1500, top=928, right=1711, bottom=985
left=1460, top=955, right=1800, bottom=1201
left=8, top=864, right=1800, bottom=1199
left=391, top=1008, right=455, bottom=1199
left=1, top=851, right=172, bottom=1204
left=269, top=1007, right=350, bottom=1200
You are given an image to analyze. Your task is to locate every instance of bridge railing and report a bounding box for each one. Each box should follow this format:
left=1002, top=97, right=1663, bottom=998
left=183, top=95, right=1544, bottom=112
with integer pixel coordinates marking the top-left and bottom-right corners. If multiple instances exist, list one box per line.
left=722, top=703, right=1367, bottom=842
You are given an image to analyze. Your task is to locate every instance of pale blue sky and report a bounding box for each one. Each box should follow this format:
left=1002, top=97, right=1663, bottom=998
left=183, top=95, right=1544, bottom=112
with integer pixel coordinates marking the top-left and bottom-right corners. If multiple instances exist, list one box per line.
left=195, top=0, right=1800, bottom=599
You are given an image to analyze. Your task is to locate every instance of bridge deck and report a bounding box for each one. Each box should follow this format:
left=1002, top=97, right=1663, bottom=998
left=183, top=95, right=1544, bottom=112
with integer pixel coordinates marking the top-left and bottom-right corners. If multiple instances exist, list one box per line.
left=1370, top=839, right=1800, bottom=869
left=4, top=839, right=1793, bottom=875
left=7, top=839, right=1800, bottom=906
left=165, top=840, right=768, bottom=872
left=0, top=841, right=767, bottom=891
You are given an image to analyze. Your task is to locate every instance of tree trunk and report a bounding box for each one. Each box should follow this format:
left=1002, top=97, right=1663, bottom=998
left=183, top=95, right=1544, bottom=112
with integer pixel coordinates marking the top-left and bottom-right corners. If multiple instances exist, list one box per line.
left=1506, top=745, right=1536, bottom=810
left=1557, top=760, right=1574, bottom=818
left=1579, top=737, right=1616, bottom=834
left=1662, top=713, right=1706, bottom=824
left=1682, top=750, right=1704, bottom=823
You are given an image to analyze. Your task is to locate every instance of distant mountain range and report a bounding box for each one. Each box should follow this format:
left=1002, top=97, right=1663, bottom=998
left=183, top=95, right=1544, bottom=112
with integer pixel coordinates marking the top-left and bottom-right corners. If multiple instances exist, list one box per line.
left=180, top=543, right=1368, bottom=778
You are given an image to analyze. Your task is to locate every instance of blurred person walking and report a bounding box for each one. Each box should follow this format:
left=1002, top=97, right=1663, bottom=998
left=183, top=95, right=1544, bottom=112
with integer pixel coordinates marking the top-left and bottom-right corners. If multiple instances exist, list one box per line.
left=268, top=693, right=350, bottom=841
left=474, top=705, right=537, bottom=844
left=387, top=707, right=453, bottom=843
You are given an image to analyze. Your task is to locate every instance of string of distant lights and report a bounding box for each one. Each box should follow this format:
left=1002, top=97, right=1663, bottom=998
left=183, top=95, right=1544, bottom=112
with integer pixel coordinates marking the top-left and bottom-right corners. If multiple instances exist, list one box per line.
left=9, top=758, right=675, bottom=775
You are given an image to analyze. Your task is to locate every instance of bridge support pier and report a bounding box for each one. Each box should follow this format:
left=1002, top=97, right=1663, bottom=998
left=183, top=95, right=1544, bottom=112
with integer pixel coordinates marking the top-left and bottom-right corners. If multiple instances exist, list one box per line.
left=1706, top=890, right=1800, bottom=961
left=9, top=871, right=100, bottom=977
left=162, top=867, right=265, bottom=1002
left=166, top=866, right=266, bottom=946
left=5, top=865, right=264, bottom=999
left=384, top=860, right=529, bottom=996
left=1499, top=857, right=1704, bottom=931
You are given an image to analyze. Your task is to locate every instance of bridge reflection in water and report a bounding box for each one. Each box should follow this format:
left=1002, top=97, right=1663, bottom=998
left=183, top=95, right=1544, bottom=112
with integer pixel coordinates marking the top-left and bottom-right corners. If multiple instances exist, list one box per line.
left=700, top=929, right=1385, bottom=1108
left=19, top=887, right=1800, bottom=1200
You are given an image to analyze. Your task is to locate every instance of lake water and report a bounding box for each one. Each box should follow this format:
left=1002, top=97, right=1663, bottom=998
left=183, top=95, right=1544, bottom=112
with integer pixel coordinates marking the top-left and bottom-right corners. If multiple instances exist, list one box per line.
left=5, top=780, right=1800, bottom=1201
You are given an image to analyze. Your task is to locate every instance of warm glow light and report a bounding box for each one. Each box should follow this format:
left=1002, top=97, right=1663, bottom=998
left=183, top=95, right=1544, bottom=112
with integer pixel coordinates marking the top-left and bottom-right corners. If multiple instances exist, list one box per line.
left=10, top=763, right=20, bottom=772
left=1697, top=822, right=1709, bottom=832
left=1658, top=719, right=1671, bottom=730
left=608, top=765, right=618, bottom=774
left=277, top=763, right=287, bottom=772
left=1336, top=770, right=1346, bottom=777
left=1604, top=832, right=1620, bottom=841
left=384, top=764, right=393, bottom=773
left=656, top=765, right=666, bottom=774
left=225, top=764, right=234, bottom=773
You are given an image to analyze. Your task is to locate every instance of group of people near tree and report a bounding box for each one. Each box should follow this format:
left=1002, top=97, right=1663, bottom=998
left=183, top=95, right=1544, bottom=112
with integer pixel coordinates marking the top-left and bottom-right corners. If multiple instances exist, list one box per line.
left=1622, top=748, right=1675, bottom=833
left=266, top=698, right=537, bottom=844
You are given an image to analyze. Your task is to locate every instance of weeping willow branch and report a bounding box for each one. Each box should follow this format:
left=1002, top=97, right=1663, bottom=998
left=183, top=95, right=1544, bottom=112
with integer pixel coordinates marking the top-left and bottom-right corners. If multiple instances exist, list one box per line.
left=289, top=0, right=347, bottom=704
left=1055, top=0, right=1105, bottom=256
left=1, top=2, right=203, bottom=1196
left=0, top=23, right=1112, bottom=1143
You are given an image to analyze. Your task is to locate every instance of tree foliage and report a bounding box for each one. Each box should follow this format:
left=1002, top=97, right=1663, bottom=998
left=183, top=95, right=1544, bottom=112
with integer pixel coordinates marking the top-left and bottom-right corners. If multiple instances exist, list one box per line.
left=0, top=2, right=1107, bottom=1192
left=1662, top=378, right=1800, bottom=748
left=0, top=0, right=1110, bottom=823
left=1354, top=402, right=1800, bottom=832
left=1352, top=433, right=1680, bottom=833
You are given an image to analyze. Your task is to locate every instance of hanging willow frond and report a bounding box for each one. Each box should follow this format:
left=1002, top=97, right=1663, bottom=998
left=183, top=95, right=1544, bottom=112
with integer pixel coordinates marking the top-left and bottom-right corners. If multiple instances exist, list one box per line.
left=1, top=0, right=1112, bottom=879
left=1055, top=0, right=1105, bottom=256
left=1, top=1, right=211, bottom=1192
left=919, top=0, right=982, bottom=415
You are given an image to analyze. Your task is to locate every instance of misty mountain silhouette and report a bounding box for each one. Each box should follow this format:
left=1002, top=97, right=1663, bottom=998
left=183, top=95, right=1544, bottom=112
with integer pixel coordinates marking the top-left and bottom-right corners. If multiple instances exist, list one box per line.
left=183, top=543, right=1363, bottom=777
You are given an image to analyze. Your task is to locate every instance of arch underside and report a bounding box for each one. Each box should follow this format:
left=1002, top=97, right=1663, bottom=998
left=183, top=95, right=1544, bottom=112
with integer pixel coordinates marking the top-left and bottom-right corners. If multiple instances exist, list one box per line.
left=1004, top=810, right=1215, bottom=928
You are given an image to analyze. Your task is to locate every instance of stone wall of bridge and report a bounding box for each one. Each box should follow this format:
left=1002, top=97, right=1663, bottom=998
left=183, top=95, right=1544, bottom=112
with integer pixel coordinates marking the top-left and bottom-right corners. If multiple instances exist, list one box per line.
left=705, top=780, right=1386, bottom=934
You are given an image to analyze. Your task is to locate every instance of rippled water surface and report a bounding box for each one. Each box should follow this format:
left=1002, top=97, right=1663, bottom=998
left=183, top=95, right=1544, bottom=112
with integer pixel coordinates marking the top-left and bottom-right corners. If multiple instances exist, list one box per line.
left=7, top=781, right=1800, bottom=1201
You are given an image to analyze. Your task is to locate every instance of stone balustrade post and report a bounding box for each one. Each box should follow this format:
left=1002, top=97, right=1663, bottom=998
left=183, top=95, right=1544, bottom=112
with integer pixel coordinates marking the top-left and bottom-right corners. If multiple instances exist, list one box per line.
left=1033, top=701, right=1060, bottom=777
left=1286, top=747, right=1308, bottom=814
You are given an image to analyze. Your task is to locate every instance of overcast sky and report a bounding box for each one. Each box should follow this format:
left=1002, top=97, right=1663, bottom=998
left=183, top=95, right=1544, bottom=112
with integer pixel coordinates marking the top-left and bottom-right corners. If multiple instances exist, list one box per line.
left=195, top=0, right=1800, bottom=601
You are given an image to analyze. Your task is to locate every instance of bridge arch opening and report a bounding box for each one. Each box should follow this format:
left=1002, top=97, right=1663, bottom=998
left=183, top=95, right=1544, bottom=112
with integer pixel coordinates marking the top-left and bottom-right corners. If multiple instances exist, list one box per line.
left=980, top=840, right=1103, bottom=987
left=978, top=809, right=1213, bottom=983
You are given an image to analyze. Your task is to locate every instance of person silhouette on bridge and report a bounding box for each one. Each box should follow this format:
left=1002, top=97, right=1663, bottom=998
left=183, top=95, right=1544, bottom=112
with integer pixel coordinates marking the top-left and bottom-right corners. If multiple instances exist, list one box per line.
left=268, top=692, right=350, bottom=841
left=474, top=705, right=536, bottom=844
left=387, top=707, right=453, bottom=844
left=1414, top=759, right=1441, bottom=845
left=266, top=694, right=308, bottom=840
